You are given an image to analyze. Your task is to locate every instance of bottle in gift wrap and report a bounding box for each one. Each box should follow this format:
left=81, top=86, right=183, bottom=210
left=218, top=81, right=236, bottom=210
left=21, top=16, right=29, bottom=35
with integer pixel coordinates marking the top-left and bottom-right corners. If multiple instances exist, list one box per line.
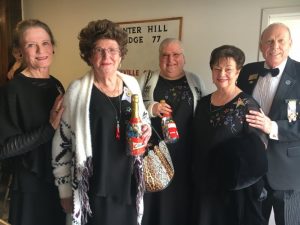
left=127, top=94, right=146, bottom=156
left=160, top=100, right=179, bottom=144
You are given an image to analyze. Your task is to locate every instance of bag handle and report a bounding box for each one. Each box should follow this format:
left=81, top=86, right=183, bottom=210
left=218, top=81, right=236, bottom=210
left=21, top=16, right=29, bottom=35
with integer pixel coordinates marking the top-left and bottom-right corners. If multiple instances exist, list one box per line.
left=151, top=125, right=163, bottom=140
left=148, top=124, right=165, bottom=148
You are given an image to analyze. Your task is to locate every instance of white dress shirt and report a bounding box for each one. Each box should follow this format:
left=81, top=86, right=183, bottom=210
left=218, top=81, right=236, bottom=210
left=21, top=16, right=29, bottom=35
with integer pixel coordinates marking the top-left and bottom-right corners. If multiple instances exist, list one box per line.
left=252, top=59, right=287, bottom=140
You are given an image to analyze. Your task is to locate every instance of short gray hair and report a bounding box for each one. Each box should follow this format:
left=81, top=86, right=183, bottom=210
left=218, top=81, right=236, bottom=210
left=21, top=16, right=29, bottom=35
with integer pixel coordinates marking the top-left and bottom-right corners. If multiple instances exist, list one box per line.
left=159, top=38, right=184, bottom=56
left=260, top=22, right=292, bottom=43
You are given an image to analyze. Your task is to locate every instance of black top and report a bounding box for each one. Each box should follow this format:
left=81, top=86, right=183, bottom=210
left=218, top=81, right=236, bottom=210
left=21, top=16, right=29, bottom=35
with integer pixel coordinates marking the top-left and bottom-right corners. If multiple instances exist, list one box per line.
left=153, top=75, right=194, bottom=184
left=88, top=85, right=135, bottom=204
left=192, top=92, right=268, bottom=225
left=0, top=73, right=66, bottom=225
left=0, top=73, right=64, bottom=191
left=142, top=75, right=194, bottom=225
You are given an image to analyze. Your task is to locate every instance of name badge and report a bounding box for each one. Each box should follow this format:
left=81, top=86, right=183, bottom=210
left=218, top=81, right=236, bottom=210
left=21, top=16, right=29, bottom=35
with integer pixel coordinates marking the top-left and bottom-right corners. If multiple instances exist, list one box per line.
left=248, top=74, right=258, bottom=84
left=122, top=87, right=132, bottom=102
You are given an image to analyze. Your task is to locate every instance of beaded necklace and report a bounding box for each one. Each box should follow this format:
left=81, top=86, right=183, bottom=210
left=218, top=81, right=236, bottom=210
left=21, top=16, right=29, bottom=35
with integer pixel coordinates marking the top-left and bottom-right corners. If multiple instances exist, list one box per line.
left=97, top=78, right=122, bottom=140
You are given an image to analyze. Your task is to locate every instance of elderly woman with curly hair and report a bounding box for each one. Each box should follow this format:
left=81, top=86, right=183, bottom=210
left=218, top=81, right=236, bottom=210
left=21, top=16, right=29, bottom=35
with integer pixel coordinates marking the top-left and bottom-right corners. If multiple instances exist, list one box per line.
left=52, top=19, right=151, bottom=225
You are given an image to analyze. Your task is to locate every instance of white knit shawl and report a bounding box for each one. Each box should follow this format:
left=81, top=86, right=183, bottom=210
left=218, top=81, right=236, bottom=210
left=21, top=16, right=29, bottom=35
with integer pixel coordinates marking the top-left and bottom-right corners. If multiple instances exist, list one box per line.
left=52, top=70, right=150, bottom=225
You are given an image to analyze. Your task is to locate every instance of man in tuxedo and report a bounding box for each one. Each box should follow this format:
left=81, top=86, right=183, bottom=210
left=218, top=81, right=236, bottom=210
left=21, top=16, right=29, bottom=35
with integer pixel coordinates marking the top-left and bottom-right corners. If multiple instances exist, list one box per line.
left=237, top=23, right=300, bottom=225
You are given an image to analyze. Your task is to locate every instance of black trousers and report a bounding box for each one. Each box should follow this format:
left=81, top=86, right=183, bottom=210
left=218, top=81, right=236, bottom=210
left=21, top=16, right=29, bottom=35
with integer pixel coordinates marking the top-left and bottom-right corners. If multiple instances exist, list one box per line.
left=263, top=181, right=300, bottom=225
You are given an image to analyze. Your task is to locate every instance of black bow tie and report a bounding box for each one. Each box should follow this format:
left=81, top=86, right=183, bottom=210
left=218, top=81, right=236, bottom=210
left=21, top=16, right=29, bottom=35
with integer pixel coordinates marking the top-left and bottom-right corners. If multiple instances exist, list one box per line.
left=259, top=68, right=280, bottom=77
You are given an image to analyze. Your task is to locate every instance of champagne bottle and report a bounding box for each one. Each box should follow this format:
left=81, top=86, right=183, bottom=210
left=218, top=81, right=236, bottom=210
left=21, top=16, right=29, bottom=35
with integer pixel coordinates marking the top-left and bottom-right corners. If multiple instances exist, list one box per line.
left=161, top=100, right=179, bottom=144
left=127, top=94, right=146, bottom=156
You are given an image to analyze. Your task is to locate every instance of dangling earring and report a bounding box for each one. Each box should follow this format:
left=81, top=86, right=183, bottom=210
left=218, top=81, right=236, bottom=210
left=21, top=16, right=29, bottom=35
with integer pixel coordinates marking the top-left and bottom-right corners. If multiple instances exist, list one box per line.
left=53, top=50, right=55, bottom=54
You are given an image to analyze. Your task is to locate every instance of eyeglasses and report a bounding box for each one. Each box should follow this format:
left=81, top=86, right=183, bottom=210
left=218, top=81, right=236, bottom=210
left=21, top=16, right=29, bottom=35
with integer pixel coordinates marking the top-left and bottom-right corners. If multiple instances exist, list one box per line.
left=160, top=53, right=183, bottom=60
left=93, top=47, right=120, bottom=57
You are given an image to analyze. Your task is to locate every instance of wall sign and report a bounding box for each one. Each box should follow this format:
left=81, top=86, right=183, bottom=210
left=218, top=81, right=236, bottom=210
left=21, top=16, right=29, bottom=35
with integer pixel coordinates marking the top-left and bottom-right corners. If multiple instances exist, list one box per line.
left=118, top=17, right=183, bottom=77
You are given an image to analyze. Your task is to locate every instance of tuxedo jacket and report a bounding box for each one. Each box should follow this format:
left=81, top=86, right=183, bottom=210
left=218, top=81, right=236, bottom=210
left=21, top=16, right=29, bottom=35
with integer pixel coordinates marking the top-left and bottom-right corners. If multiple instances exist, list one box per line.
left=237, top=57, right=300, bottom=191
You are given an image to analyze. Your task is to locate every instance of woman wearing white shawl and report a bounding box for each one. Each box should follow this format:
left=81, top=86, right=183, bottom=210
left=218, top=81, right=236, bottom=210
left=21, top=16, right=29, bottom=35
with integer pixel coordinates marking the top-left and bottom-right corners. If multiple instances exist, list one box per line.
left=52, top=19, right=151, bottom=225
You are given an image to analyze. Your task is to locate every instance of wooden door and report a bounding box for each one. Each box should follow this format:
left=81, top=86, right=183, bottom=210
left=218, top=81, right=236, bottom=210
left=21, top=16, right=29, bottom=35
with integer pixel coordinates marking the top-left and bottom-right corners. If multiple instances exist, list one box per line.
left=0, top=0, right=22, bottom=86
left=0, top=1, right=21, bottom=222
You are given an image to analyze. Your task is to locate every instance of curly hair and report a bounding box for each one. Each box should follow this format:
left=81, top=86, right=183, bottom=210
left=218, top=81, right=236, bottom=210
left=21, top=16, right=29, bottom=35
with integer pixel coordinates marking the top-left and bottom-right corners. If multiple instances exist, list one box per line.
left=209, top=45, right=245, bottom=70
left=12, top=19, right=55, bottom=49
left=78, top=19, right=128, bottom=66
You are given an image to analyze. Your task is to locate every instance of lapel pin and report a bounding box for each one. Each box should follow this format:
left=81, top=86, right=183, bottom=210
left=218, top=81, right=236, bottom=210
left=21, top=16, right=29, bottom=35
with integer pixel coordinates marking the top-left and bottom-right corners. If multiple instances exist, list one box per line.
left=285, top=80, right=291, bottom=85
left=248, top=74, right=258, bottom=81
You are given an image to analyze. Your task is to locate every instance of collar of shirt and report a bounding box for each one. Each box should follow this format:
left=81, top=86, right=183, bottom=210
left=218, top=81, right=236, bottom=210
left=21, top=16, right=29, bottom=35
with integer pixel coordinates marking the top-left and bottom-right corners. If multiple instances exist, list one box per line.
left=253, top=59, right=288, bottom=115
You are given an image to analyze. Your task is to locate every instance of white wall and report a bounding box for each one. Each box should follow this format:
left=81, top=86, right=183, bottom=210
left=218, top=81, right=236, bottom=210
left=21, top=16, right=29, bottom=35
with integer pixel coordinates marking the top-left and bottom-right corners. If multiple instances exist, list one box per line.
left=22, top=0, right=300, bottom=92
